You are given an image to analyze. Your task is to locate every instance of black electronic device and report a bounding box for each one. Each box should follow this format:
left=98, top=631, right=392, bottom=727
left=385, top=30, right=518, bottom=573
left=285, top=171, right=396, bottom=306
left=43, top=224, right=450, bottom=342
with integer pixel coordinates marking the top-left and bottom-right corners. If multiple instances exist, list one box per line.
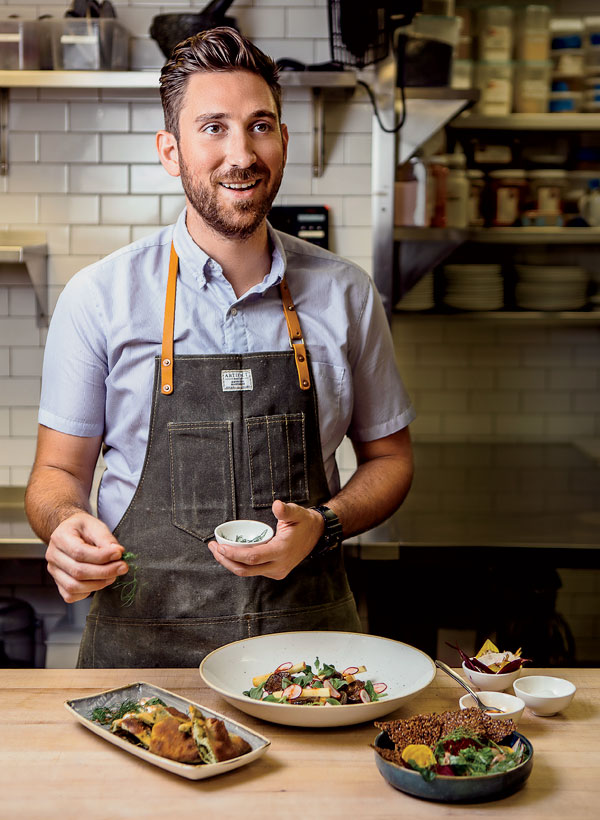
left=327, top=0, right=421, bottom=68
left=268, top=205, right=329, bottom=249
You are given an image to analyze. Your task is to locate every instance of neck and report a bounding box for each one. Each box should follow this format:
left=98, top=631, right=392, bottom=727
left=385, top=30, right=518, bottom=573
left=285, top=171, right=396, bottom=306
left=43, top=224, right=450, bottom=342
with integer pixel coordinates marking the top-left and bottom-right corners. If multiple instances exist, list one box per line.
left=185, top=207, right=272, bottom=298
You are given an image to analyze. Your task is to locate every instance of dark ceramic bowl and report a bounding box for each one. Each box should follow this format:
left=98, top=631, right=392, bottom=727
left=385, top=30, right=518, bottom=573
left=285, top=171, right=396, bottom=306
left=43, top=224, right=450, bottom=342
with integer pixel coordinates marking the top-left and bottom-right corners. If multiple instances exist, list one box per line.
left=149, top=14, right=238, bottom=59
left=373, top=730, right=534, bottom=803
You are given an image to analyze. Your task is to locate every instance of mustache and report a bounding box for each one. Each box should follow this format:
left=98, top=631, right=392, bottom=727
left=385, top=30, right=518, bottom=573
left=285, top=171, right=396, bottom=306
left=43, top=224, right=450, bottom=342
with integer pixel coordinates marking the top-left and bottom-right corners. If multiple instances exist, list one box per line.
left=212, top=167, right=266, bottom=184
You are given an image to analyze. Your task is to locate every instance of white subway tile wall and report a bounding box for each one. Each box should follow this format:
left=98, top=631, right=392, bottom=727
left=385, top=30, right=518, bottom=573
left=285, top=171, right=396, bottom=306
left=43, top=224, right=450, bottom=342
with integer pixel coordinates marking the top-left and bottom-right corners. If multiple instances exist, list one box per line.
left=0, top=0, right=599, bottom=659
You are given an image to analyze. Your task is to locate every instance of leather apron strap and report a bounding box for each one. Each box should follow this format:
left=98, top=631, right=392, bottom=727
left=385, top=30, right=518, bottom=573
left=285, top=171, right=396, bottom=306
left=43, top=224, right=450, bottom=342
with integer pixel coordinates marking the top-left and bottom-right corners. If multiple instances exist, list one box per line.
left=160, top=243, right=178, bottom=395
left=161, top=242, right=311, bottom=394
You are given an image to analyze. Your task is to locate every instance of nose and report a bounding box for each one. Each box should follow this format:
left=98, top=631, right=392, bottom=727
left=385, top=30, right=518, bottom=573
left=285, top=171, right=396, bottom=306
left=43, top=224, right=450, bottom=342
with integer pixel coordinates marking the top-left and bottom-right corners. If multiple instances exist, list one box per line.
left=225, top=127, right=257, bottom=168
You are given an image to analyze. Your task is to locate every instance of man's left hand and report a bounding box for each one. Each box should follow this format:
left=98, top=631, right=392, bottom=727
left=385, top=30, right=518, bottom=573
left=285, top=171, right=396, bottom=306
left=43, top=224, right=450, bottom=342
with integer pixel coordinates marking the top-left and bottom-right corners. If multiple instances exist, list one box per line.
left=206, top=500, right=324, bottom=580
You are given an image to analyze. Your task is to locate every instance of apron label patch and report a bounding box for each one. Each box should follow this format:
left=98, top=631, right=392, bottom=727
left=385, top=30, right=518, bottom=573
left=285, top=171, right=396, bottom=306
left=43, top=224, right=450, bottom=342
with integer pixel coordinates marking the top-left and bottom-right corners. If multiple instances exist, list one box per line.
left=221, top=369, right=254, bottom=392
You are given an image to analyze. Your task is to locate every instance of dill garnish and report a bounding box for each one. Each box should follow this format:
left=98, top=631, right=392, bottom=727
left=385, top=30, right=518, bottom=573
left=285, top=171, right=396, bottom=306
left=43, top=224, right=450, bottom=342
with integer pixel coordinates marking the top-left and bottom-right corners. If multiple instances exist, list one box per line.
left=235, top=529, right=268, bottom=543
left=113, top=550, right=139, bottom=607
left=90, top=696, right=166, bottom=725
left=91, top=699, right=141, bottom=724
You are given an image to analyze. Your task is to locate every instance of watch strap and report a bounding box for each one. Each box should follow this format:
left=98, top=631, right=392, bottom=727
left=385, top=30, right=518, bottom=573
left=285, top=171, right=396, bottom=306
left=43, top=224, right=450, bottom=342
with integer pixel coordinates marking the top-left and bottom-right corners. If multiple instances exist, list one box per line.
left=310, top=505, right=343, bottom=557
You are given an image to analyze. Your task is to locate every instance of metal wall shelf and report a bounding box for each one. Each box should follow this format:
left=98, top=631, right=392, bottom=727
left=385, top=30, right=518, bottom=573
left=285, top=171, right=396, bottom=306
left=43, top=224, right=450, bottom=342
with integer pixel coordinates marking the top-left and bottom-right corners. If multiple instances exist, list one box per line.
left=393, top=310, right=600, bottom=325
left=0, top=68, right=357, bottom=176
left=394, top=227, right=600, bottom=244
left=0, top=230, right=48, bottom=325
left=451, top=112, right=600, bottom=131
left=371, top=51, right=479, bottom=317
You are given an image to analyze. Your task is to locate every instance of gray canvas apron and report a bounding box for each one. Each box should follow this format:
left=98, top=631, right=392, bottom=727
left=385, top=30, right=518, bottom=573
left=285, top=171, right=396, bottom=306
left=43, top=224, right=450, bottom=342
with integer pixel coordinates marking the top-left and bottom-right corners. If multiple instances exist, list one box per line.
left=77, top=243, right=361, bottom=668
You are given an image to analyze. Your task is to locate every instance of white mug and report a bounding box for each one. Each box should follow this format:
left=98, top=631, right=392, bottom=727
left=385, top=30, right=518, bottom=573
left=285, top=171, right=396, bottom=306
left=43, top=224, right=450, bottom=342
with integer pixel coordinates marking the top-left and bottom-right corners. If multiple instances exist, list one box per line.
left=579, top=189, right=600, bottom=226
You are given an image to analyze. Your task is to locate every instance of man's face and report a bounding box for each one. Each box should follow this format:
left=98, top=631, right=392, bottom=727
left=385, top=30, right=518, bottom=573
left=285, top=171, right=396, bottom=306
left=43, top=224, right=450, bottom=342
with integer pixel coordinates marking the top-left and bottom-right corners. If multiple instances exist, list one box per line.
left=175, top=70, right=288, bottom=240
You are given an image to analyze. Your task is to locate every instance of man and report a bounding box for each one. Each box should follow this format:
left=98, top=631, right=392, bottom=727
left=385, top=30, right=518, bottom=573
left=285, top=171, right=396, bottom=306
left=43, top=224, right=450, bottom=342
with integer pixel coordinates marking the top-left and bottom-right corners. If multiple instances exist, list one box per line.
left=25, top=28, right=415, bottom=668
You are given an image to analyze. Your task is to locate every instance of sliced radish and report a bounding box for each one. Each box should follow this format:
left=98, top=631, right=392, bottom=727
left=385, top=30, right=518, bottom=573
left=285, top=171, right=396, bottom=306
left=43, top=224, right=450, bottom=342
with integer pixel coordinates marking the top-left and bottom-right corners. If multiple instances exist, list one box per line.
left=326, top=683, right=341, bottom=699
left=359, top=688, right=371, bottom=703
left=275, top=661, right=293, bottom=672
left=282, top=684, right=302, bottom=700
left=342, top=666, right=359, bottom=676
left=373, top=682, right=387, bottom=694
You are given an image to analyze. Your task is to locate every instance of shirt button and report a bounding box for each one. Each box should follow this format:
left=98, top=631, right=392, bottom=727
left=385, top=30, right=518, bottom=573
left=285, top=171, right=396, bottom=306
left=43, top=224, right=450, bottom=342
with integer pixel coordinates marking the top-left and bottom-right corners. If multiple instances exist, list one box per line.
left=231, top=307, right=238, bottom=316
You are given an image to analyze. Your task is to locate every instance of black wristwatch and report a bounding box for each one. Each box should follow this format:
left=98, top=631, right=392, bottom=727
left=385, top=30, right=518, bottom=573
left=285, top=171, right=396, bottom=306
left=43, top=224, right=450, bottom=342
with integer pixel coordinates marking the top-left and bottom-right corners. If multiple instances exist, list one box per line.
left=310, top=505, right=344, bottom=557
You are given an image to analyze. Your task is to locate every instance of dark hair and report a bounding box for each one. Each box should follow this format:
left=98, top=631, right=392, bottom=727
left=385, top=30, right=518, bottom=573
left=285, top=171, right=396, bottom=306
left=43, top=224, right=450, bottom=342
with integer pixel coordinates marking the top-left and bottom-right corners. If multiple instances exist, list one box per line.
left=159, top=26, right=282, bottom=139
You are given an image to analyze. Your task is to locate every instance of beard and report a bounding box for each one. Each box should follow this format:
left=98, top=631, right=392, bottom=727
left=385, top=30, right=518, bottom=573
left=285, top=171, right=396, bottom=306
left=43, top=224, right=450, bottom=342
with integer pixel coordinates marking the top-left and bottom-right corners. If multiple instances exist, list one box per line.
left=178, top=152, right=285, bottom=240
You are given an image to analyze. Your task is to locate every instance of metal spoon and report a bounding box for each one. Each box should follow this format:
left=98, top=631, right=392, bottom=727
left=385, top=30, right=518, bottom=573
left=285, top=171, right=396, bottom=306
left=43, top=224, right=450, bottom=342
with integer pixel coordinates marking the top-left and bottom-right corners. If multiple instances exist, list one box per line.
left=435, top=660, right=503, bottom=713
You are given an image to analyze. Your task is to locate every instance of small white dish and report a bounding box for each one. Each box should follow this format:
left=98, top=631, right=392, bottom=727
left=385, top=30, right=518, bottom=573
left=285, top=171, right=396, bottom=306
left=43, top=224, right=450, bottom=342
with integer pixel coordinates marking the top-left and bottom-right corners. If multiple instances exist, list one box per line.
left=214, top=519, right=274, bottom=547
left=462, top=661, right=522, bottom=692
left=459, top=691, right=525, bottom=724
left=513, top=675, right=576, bottom=716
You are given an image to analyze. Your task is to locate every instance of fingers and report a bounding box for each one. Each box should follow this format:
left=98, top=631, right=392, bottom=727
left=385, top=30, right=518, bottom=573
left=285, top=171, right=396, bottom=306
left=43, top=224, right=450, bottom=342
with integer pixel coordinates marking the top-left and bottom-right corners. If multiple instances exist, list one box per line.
left=206, top=540, right=285, bottom=580
left=45, top=512, right=129, bottom=603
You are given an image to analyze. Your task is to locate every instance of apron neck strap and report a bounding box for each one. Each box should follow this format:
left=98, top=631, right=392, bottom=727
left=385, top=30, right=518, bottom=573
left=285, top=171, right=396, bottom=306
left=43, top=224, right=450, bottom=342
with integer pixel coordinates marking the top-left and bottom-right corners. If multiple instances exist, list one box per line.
left=279, top=276, right=311, bottom=391
left=161, top=242, right=311, bottom=395
left=160, top=242, right=178, bottom=395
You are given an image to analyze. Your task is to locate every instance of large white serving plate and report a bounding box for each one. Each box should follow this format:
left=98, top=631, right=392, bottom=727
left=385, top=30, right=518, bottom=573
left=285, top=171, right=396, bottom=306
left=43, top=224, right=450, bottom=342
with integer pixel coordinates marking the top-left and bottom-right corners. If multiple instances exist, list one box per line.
left=200, top=631, right=436, bottom=728
left=65, top=681, right=270, bottom=780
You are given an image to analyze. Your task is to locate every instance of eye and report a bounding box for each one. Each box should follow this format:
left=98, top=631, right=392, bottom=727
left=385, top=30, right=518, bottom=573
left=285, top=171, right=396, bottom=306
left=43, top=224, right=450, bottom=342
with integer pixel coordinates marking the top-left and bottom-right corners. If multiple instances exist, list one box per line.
left=253, top=121, right=273, bottom=133
left=203, top=123, right=224, bottom=135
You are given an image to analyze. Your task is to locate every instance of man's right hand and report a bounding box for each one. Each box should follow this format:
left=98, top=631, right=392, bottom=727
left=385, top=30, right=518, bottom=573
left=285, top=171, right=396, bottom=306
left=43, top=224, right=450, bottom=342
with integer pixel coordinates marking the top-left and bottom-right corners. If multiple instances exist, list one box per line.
left=45, top=511, right=129, bottom=603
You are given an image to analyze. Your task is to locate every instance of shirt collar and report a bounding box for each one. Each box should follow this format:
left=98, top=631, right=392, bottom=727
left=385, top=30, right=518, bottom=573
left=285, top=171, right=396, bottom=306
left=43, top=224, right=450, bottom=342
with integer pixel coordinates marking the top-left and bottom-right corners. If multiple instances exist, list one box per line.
left=171, top=207, right=287, bottom=296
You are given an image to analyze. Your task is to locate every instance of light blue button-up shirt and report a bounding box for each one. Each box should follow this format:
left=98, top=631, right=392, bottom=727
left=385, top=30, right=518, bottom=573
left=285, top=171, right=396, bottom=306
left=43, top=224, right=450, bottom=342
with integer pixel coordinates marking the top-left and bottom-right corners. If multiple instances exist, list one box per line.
left=39, top=209, right=415, bottom=531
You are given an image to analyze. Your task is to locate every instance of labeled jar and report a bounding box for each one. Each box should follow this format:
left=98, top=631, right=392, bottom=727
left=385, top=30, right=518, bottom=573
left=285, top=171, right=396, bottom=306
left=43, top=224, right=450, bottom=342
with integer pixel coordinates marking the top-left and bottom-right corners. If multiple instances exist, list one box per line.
left=489, top=169, right=527, bottom=226
left=445, top=152, right=469, bottom=227
left=466, top=169, right=485, bottom=226
left=550, top=17, right=584, bottom=77
left=476, top=61, right=514, bottom=115
left=513, top=60, right=551, bottom=113
left=528, top=169, right=567, bottom=213
left=425, top=155, right=449, bottom=227
left=516, top=5, right=551, bottom=61
left=477, top=5, right=514, bottom=61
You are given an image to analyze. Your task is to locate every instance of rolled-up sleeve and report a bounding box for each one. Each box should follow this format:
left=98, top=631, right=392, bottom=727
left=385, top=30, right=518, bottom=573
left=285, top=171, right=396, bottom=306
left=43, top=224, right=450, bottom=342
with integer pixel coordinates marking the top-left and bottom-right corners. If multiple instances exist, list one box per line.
left=38, top=273, right=107, bottom=437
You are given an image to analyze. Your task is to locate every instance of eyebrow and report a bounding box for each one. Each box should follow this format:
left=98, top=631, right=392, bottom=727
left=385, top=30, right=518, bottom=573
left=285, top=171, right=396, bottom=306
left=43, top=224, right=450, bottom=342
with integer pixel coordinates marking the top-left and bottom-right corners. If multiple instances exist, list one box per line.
left=193, top=109, right=278, bottom=125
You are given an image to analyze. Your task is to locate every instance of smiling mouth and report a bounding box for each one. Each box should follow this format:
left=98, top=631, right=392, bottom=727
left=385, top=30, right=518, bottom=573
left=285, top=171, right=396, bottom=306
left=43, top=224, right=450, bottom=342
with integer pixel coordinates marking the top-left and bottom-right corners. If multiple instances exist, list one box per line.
left=219, top=180, right=260, bottom=190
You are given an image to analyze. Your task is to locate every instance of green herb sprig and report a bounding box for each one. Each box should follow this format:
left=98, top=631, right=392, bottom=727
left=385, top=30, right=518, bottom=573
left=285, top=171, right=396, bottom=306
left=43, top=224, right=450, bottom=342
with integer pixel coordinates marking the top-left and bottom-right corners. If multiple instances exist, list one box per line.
left=90, top=696, right=166, bottom=725
left=113, top=551, right=139, bottom=607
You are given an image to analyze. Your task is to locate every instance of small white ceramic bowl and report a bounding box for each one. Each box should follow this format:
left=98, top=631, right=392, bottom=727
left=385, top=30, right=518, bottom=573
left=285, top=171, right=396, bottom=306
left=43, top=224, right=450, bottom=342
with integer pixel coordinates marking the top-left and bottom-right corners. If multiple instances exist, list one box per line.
left=459, top=691, right=525, bottom=724
left=214, top=519, right=274, bottom=547
left=513, top=675, right=576, bottom=716
left=462, top=661, right=522, bottom=692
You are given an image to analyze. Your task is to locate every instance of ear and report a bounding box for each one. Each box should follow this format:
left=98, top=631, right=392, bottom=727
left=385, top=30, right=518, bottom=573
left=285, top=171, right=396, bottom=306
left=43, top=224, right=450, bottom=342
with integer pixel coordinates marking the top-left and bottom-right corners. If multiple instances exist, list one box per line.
left=156, top=130, right=180, bottom=177
left=281, top=122, right=289, bottom=167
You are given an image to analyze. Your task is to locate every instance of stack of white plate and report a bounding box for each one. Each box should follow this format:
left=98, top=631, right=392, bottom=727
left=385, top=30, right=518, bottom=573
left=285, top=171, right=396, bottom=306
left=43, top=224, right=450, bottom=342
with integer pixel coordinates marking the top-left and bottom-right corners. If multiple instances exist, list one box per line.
left=514, top=265, right=589, bottom=310
left=442, top=264, right=504, bottom=311
left=395, top=271, right=435, bottom=311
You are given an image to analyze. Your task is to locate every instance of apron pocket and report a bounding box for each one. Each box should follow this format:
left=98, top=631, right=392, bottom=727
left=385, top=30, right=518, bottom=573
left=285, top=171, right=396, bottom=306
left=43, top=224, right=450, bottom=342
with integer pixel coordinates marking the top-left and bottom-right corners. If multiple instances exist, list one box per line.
left=168, top=420, right=235, bottom=540
left=246, top=412, right=309, bottom=508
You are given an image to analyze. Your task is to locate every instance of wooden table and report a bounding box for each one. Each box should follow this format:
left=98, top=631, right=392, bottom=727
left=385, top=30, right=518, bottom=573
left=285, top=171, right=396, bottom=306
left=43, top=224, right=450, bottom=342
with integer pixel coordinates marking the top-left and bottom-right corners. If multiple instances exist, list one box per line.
left=1, top=667, right=597, bottom=819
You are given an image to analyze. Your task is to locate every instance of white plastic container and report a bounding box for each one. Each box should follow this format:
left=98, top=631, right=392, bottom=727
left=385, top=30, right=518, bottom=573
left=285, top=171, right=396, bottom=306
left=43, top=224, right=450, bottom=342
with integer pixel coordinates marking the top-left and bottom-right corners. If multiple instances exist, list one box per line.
left=45, top=18, right=129, bottom=70
left=451, top=58, right=474, bottom=89
left=514, top=60, right=551, bottom=113
left=477, top=5, right=514, bottom=61
left=528, top=169, right=567, bottom=212
left=549, top=90, right=583, bottom=112
left=550, top=17, right=584, bottom=77
left=516, top=5, right=551, bottom=61
left=0, top=19, right=43, bottom=69
left=475, top=61, right=514, bottom=115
